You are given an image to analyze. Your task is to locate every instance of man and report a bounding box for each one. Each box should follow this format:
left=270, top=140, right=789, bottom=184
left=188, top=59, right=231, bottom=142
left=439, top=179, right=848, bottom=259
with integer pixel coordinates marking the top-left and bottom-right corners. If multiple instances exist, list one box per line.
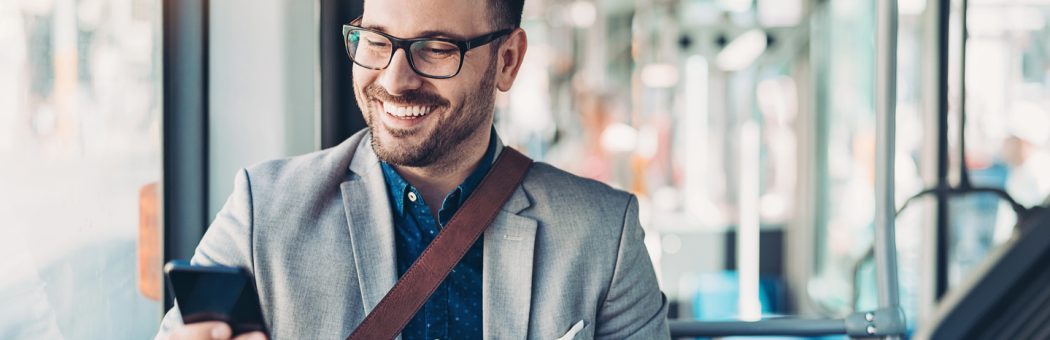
left=159, top=0, right=668, bottom=338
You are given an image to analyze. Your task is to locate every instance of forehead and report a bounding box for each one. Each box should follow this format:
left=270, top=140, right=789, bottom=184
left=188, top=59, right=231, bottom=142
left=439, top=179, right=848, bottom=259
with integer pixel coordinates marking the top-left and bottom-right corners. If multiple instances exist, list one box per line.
left=362, top=0, right=491, bottom=39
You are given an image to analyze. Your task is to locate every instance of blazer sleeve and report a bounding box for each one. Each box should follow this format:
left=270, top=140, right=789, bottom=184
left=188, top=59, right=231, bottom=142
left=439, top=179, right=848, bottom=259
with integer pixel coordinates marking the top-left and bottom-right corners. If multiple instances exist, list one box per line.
left=154, top=168, right=256, bottom=339
left=594, top=195, right=670, bottom=339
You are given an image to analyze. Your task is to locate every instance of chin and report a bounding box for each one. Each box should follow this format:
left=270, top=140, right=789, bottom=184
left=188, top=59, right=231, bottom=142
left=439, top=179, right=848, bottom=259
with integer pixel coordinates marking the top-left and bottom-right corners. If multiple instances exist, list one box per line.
left=371, top=128, right=421, bottom=161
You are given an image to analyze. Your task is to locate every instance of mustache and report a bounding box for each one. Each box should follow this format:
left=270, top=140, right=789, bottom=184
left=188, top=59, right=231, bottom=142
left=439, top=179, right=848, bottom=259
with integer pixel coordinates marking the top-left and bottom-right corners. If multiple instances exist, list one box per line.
left=363, top=84, right=448, bottom=107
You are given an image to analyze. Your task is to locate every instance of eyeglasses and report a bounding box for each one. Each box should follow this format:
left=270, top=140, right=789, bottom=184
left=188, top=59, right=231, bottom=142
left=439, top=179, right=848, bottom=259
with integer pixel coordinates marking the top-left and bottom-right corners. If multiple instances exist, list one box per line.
left=342, top=19, right=513, bottom=79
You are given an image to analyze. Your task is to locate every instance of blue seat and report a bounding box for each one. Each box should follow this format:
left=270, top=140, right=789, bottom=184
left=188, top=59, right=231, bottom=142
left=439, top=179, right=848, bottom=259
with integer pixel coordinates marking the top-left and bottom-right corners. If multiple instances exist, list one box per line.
left=689, top=271, right=845, bottom=340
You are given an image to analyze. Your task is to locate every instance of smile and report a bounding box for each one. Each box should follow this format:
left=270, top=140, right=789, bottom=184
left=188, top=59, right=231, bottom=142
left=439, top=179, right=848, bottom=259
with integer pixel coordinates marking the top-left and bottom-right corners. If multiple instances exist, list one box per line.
left=382, top=101, right=435, bottom=119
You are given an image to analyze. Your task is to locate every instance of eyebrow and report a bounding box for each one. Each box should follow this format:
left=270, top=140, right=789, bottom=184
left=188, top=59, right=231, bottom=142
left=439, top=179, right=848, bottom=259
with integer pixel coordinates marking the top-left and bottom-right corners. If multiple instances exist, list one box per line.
left=361, top=23, right=468, bottom=40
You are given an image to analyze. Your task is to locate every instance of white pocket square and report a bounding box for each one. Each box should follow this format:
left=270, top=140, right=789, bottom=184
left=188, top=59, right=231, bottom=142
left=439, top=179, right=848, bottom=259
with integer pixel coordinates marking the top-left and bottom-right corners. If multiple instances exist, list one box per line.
left=556, top=320, right=586, bottom=340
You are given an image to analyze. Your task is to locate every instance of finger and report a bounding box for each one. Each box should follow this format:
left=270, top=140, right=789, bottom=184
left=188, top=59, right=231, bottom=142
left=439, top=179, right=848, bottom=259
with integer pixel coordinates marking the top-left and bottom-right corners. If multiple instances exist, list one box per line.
left=171, top=321, right=232, bottom=340
left=232, top=331, right=268, bottom=340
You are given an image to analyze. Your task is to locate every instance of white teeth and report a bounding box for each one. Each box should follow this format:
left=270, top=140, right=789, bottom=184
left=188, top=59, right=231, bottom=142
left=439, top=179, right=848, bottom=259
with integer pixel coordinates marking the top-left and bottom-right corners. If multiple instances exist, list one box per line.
left=382, top=102, right=433, bottom=118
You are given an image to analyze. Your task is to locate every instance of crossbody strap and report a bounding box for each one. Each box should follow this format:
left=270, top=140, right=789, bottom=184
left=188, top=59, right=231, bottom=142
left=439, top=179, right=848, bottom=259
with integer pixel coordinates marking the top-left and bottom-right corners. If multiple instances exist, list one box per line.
left=347, top=148, right=533, bottom=340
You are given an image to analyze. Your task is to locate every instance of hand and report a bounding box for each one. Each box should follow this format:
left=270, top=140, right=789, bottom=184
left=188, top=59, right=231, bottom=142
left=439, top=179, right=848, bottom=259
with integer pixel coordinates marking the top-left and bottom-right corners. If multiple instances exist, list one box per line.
left=167, top=321, right=268, bottom=340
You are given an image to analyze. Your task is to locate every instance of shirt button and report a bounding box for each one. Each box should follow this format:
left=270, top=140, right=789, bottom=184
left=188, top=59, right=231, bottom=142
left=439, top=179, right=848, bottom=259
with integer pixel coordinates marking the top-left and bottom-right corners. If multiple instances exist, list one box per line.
left=408, top=192, right=418, bottom=202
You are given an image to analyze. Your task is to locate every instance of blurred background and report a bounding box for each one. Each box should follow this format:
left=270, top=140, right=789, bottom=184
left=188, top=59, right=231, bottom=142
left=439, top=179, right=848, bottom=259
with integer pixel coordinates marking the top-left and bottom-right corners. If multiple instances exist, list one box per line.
left=2, top=0, right=1049, bottom=338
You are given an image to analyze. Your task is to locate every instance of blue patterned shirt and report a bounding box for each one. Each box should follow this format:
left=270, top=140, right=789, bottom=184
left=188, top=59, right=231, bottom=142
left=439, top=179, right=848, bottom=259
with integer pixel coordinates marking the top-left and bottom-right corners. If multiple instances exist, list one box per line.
left=379, top=132, right=496, bottom=340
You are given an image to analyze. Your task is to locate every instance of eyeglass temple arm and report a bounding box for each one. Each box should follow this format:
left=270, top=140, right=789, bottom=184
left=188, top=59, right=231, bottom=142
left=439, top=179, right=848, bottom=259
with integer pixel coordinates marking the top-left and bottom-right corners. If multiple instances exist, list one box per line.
left=465, top=29, right=514, bottom=50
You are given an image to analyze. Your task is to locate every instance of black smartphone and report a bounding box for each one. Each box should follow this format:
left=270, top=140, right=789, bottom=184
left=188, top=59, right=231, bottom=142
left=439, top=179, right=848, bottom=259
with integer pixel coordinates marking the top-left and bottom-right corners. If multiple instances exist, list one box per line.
left=164, top=260, right=269, bottom=336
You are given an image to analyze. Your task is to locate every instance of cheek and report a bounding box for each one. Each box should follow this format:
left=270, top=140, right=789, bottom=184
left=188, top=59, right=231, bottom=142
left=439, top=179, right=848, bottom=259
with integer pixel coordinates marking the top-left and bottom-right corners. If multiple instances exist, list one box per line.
left=434, top=80, right=476, bottom=107
left=352, top=66, right=378, bottom=91
left=352, top=72, right=378, bottom=106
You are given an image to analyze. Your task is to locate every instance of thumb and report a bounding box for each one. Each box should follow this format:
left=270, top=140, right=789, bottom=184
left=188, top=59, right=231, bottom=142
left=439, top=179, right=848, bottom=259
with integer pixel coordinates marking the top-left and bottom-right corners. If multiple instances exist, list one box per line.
left=174, top=321, right=232, bottom=340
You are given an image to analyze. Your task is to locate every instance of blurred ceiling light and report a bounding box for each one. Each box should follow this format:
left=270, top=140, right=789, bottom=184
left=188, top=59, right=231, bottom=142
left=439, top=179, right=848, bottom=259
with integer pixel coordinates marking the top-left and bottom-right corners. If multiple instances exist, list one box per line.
left=641, top=63, right=680, bottom=88
left=718, top=0, right=753, bottom=13
left=757, top=0, right=803, bottom=27
left=601, top=123, right=639, bottom=153
left=716, top=29, right=767, bottom=72
left=568, top=1, right=596, bottom=28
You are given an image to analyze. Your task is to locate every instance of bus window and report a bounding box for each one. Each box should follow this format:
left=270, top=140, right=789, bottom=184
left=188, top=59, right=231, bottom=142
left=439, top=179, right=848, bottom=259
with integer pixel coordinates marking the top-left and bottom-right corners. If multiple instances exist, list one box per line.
left=0, top=0, right=164, bottom=338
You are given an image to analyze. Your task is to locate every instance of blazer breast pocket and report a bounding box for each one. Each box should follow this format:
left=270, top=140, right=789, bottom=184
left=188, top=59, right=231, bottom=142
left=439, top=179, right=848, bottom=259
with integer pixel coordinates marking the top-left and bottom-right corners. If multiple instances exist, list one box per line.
left=555, top=320, right=591, bottom=340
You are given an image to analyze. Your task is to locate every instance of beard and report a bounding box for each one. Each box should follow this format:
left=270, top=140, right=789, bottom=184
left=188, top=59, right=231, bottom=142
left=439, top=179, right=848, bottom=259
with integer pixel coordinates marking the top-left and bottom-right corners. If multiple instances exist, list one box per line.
left=355, top=60, right=497, bottom=168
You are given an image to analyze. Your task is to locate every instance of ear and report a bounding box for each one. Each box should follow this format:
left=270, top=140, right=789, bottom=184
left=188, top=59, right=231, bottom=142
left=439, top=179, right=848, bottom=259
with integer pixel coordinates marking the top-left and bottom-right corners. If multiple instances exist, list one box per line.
left=495, top=28, right=528, bottom=92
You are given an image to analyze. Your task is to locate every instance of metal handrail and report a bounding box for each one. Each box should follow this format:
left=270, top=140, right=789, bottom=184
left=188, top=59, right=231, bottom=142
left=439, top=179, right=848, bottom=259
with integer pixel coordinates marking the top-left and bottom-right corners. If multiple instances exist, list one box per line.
left=874, top=0, right=902, bottom=325
left=669, top=319, right=846, bottom=337
left=669, top=308, right=906, bottom=338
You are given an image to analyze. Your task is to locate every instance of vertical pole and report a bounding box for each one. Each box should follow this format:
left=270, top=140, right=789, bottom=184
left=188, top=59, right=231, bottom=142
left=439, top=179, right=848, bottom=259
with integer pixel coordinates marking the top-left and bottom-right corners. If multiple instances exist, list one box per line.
left=875, top=0, right=903, bottom=338
left=811, top=3, right=831, bottom=279
left=958, top=0, right=970, bottom=187
left=162, top=0, right=209, bottom=310
left=933, top=0, right=952, bottom=302
left=738, top=121, right=762, bottom=321
left=916, top=0, right=948, bottom=326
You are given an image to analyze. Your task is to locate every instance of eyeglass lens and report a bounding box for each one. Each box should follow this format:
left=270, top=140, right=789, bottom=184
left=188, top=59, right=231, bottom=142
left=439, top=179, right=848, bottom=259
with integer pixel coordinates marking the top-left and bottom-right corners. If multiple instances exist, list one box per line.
left=347, top=29, right=463, bottom=78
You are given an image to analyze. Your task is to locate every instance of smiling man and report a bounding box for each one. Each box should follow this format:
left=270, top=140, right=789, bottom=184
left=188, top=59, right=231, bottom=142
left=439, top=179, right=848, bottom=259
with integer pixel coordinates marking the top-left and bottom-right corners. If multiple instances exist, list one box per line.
left=158, top=0, right=668, bottom=339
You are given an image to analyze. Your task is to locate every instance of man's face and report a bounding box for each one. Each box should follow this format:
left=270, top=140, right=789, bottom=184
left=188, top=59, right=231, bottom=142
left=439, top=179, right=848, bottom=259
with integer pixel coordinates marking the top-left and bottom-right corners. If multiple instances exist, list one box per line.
left=353, top=0, right=502, bottom=167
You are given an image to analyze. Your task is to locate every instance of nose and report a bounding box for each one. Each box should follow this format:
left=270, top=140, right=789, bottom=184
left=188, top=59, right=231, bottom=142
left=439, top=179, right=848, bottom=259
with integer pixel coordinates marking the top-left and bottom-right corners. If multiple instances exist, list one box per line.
left=377, top=49, right=424, bottom=96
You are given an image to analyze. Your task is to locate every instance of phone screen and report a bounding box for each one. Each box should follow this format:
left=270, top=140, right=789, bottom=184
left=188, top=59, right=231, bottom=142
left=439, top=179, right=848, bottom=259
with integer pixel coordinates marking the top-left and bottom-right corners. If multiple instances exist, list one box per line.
left=165, top=261, right=268, bottom=335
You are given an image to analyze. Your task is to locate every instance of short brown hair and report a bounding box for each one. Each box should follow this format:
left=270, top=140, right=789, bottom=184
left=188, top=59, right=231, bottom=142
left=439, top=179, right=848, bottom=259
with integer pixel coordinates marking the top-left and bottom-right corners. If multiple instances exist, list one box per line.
left=489, top=0, right=525, bottom=29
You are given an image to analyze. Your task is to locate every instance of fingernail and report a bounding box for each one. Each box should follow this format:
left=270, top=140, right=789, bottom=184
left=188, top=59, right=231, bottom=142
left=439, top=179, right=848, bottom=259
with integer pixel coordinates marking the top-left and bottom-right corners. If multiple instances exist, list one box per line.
left=210, top=326, right=230, bottom=339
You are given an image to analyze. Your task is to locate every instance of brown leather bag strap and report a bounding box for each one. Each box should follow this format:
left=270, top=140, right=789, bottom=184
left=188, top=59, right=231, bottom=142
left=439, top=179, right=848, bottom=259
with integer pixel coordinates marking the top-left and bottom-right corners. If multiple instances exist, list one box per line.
left=347, top=148, right=533, bottom=340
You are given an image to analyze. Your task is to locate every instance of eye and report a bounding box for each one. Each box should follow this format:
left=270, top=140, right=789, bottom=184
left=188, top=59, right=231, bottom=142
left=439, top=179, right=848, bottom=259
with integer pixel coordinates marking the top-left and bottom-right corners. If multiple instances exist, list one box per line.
left=425, top=47, right=456, bottom=55
left=366, top=38, right=389, bottom=48
left=415, top=41, right=459, bottom=60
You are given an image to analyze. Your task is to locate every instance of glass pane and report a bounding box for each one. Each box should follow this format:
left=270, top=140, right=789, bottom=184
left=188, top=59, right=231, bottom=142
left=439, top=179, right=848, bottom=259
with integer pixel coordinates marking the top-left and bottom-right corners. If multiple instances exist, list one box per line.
left=808, top=0, right=880, bottom=317
left=955, top=1, right=1050, bottom=285
left=0, top=0, right=164, bottom=338
left=809, top=0, right=927, bottom=327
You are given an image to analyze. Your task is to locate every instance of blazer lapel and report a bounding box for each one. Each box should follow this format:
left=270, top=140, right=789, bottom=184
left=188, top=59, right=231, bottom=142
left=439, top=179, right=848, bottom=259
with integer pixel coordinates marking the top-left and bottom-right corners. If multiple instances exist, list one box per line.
left=341, top=138, right=399, bottom=317
left=340, top=131, right=537, bottom=338
left=483, top=184, right=538, bottom=339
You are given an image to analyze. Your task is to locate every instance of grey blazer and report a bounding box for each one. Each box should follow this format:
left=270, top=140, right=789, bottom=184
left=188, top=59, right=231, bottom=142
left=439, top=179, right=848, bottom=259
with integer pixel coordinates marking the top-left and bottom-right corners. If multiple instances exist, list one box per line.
left=156, top=130, right=669, bottom=339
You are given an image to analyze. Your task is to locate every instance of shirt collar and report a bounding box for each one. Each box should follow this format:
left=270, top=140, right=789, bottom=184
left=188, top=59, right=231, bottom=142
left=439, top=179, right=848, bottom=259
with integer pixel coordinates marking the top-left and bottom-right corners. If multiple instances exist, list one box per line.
left=453, top=128, right=498, bottom=208
left=380, top=160, right=412, bottom=216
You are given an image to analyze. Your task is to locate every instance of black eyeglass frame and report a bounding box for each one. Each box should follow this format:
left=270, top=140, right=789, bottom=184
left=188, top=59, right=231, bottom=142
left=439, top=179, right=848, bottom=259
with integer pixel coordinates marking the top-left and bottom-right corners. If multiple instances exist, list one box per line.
left=341, top=19, right=513, bottom=79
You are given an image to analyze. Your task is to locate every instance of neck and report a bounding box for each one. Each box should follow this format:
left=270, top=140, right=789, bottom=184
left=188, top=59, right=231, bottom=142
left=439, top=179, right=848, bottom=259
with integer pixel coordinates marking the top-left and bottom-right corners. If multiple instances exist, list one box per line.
left=393, top=127, right=492, bottom=211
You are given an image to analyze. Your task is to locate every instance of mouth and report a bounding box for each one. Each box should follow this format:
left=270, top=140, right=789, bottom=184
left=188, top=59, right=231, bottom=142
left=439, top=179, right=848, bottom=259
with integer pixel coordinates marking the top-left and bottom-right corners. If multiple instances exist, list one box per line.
left=381, top=101, right=438, bottom=120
